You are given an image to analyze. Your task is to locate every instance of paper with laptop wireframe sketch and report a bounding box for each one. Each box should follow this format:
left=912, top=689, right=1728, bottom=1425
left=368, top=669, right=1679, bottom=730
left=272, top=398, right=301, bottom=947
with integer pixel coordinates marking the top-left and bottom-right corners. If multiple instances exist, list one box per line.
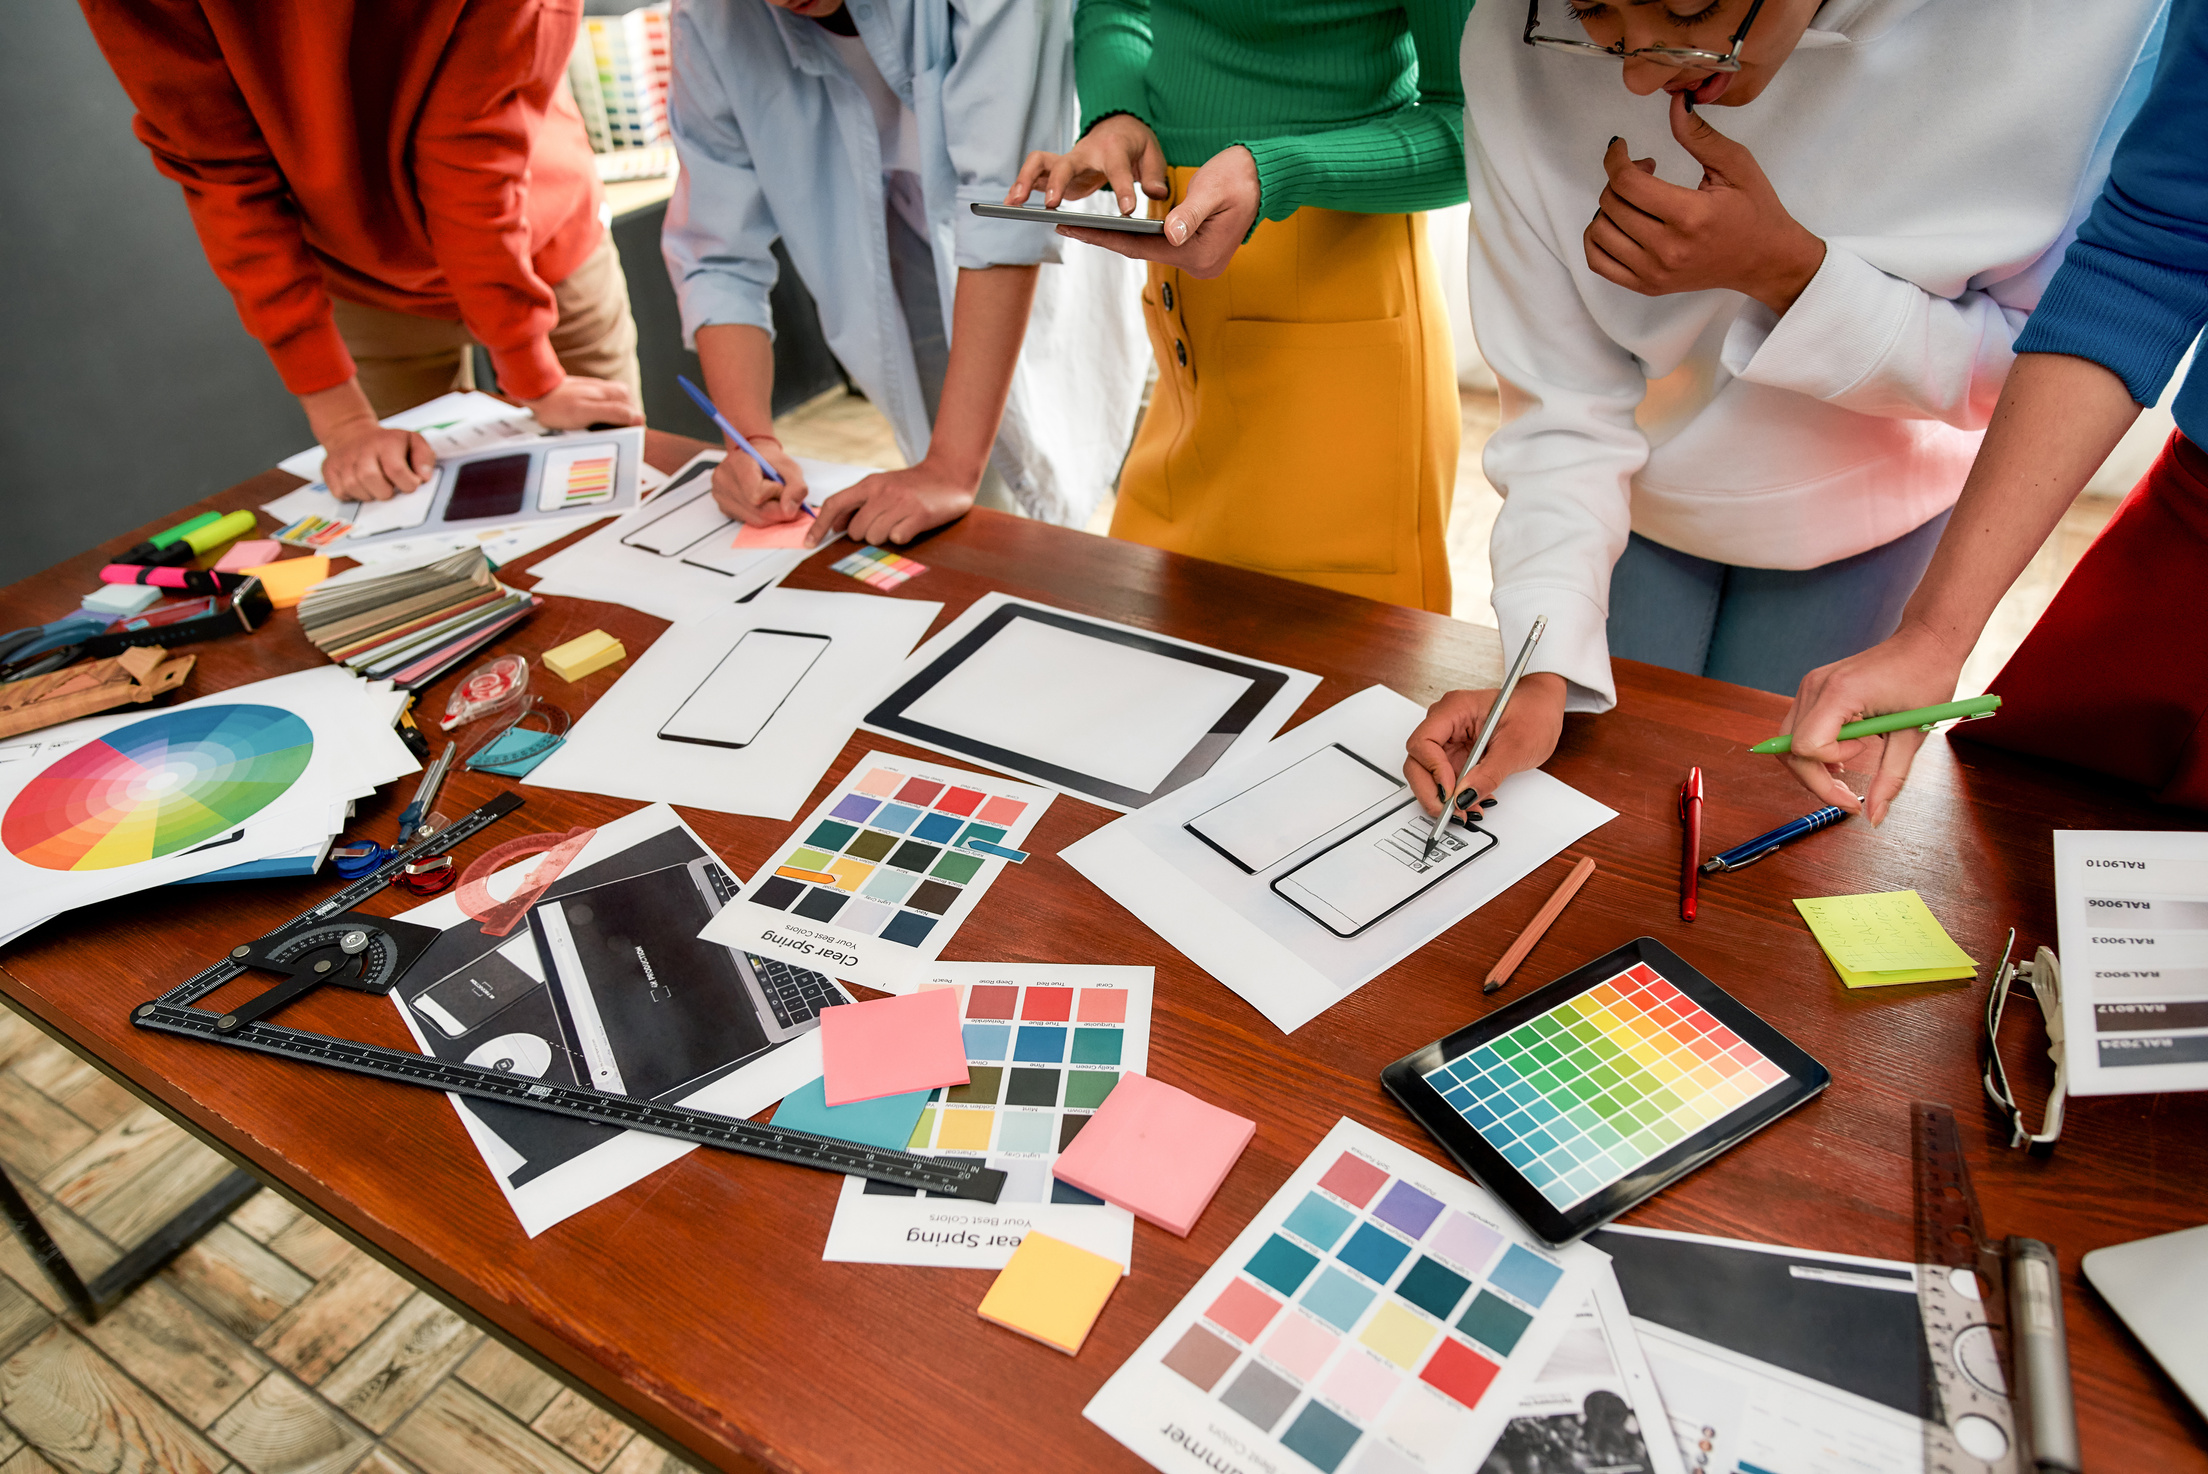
left=389, top=804, right=845, bottom=1236
left=1085, top=1117, right=1604, bottom=1474
left=528, top=450, right=871, bottom=622
left=1061, top=686, right=1618, bottom=1033
left=821, top=963, right=1152, bottom=1274
left=863, top=592, right=1319, bottom=813
left=521, top=587, right=940, bottom=820
left=701, top=753, right=1053, bottom=993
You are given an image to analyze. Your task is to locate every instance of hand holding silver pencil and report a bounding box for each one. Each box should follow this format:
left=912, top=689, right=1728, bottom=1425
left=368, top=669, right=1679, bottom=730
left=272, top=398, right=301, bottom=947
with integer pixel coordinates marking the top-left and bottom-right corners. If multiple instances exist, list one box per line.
left=1423, top=616, right=1547, bottom=864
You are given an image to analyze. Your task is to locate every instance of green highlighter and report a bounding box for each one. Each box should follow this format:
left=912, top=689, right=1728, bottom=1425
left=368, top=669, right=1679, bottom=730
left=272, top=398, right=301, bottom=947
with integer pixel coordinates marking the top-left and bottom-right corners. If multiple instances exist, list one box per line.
left=1751, top=695, right=2000, bottom=755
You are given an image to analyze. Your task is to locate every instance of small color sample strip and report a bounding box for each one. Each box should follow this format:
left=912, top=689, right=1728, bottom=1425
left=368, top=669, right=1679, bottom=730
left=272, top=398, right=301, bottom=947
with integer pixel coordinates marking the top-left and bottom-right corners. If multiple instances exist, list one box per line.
left=551, top=452, right=615, bottom=507
left=1158, top=1149, right=1564, bottom=1471
left=274, top=514, right=355, bottom=548
left=752, top=765, right=1028, bottom=948
left=832, top=545, right=927, bottom=589
left=1421, top=962, right=1785, bottom=1211
left=869, top=976, right=1129, bottom=1204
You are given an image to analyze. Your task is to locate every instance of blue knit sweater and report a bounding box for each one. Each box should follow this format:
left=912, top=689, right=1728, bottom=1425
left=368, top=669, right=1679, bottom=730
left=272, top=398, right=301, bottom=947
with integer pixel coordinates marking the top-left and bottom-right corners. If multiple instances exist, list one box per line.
left=2014, top=0, right=2208, bottom=443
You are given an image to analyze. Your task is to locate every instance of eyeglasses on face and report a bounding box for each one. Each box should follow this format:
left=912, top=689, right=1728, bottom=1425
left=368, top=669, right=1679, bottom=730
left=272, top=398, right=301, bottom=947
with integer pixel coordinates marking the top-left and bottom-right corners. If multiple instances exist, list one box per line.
left=1522, top=0, right=1770, bottom=72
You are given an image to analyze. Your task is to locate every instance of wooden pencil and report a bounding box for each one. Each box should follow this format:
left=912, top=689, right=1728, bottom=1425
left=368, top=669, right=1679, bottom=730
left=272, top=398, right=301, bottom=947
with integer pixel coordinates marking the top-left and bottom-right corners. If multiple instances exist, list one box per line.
left=1484, top=855, right=1597, bottom=994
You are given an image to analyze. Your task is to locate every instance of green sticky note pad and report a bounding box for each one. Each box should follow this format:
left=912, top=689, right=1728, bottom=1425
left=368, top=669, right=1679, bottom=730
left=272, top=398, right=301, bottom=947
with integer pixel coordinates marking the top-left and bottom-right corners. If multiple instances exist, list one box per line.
left=1794, top=889, right=1976, bottom=988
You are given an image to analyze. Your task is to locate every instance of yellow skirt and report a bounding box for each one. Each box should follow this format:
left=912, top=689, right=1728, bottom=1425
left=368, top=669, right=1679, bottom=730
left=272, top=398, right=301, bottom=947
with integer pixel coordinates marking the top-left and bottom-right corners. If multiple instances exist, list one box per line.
left=1111, top=167, right=1458, bottom=614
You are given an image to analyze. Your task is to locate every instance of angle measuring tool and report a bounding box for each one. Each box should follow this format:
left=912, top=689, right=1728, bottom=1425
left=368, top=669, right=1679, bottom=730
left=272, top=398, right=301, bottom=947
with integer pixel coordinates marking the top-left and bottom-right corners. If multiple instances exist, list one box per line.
left=131, top=792, right=1007, bottom=1203
left=1913, top=1101, right=2078, bottom=1474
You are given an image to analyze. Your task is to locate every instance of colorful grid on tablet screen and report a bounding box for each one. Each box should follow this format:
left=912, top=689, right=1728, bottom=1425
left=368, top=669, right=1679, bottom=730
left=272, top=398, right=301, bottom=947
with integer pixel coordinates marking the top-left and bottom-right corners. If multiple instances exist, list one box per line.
left=1421, top=963, right=1786, bottom=1211
left=746, top=765, right=1027, bottom=948
left=1157, top=1150, right=1567, bottom=1473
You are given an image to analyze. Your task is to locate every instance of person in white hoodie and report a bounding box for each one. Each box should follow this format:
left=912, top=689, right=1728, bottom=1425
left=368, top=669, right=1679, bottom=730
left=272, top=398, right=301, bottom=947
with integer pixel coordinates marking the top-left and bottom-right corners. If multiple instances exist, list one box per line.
left=1402, top=0, right=2164, bottom=816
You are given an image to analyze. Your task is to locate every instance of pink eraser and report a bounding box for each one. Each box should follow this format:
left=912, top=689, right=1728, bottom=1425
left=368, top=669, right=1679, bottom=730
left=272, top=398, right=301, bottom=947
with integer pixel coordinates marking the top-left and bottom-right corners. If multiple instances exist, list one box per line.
left=820, top=987, right=970, bottom=1107
left=213, top=538, right=282, bottom=572
left=1051, top=1072, right=1254, bottom=1236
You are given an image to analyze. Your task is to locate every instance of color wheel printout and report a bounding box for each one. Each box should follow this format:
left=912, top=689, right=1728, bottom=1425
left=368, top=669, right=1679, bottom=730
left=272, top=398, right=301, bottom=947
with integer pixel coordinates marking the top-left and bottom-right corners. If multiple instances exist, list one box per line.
left=701, top=753, right=1053, bottom=992
left=822, top=964, right=1152, bottom=1272
left=1087, top=1117, right=1604, bottom=1474
left=2053, top=828, right=2208, bottom=1095
left=864, top=592, right=1319, bottom=812
left=1062, top=686, right=1617, bottom=1032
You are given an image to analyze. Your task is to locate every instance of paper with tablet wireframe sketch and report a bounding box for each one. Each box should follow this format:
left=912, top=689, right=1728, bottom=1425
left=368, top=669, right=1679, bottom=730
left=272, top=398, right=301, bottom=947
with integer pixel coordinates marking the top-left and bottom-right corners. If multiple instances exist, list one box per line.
left=1061, top=686, right=1617, bottom=1033
left=864, top=592, right=1318, bottom=812
left=822, top=963, right=1151, bottom=1274
left=522, top=588, right=939, bottom=820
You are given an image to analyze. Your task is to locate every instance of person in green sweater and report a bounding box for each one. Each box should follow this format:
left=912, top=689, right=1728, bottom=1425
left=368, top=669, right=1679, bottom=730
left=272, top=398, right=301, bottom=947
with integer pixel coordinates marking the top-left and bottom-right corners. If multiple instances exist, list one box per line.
left=1009, top=0, right=1474, bottom=614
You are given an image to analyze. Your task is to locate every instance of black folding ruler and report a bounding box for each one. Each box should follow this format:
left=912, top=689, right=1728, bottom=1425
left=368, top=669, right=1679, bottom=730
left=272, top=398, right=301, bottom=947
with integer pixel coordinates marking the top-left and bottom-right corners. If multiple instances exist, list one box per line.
left=131, top=791, right=1006, bottom=1203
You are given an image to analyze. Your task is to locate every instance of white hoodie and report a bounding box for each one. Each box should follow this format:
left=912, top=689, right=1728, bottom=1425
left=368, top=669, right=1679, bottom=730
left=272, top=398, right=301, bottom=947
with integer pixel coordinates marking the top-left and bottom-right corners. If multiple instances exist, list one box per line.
left=1462, top=0, right=2165, bottom=709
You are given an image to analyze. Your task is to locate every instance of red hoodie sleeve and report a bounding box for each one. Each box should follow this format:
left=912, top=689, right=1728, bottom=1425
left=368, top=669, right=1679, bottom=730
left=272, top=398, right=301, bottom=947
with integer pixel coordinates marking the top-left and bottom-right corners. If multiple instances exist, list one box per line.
left=79, top=0, right=356, bottom=395
left=412, top=0, right=588, bottom=402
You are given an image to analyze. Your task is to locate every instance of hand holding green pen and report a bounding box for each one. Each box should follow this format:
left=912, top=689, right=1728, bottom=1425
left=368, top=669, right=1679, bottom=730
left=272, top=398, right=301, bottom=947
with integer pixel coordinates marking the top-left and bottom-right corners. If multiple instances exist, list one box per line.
left=1751, top=696, right=2000, bottom=755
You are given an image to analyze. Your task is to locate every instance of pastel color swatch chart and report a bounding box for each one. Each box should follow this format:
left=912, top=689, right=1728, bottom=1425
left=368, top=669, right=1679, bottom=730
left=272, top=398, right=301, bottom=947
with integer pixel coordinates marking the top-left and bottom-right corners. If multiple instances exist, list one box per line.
left=1087, top=1119, right=1598, bottom=1474
left=825, top=965, right=1152, bottom=1272
left=705, top=753, right=1051, bottom=992
left=1421, top=963, right=1786, bottom=1212
left=833, top=545, right=927, bottom=589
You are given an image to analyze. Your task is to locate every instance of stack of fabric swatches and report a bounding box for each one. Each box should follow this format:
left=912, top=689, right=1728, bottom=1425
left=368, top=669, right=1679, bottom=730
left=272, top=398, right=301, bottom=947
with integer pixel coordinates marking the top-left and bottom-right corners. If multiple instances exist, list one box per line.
left=831, top=544, right=927, bottom=589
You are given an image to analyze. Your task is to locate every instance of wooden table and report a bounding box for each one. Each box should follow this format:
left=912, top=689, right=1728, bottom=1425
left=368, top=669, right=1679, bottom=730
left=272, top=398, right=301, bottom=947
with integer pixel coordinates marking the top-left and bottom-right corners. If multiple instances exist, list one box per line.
left=2, top=433, right=2202, bottom=1472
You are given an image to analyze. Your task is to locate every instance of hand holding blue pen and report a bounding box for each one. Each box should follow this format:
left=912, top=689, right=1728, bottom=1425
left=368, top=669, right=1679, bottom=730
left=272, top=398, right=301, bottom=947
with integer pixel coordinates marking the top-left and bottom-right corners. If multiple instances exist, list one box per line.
left=676, top=374, right=815, bottom=519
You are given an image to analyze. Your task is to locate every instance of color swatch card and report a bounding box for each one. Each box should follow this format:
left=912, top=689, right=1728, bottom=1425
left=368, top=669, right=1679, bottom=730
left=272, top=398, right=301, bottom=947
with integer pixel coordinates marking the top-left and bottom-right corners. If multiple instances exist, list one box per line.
left=701, top=757, right=1054, bottom=992
left=824, top=964, right=1152, bottom=1273
left=1063, top=686, right=1617, bottom=1033
left=1086, top=1118, right=1604, bottom=1474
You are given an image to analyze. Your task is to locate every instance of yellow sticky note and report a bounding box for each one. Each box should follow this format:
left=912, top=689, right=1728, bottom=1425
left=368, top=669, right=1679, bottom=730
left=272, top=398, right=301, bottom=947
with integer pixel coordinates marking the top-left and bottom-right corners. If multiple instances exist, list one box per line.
left=977, top=1231, right=1122, bottom=1355
left=1794, top=890, right=1976, bottom=989
left=543, top=629, right=625, bottom=682
left=241, top=555, right=330, bottom=609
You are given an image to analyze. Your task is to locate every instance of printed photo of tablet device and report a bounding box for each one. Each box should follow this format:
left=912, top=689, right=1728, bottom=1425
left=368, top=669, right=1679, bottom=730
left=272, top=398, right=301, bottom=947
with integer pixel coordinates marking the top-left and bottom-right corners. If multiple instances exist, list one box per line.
left=1269, top=797, right=1498, bottom=938
left=444, top=452, right=532, bottom=521
left=1381, top=937, right=1830, bottom=1245
left=969, top=202, right=1166, bottom=235
left=658, top=628, right=831, bottom=748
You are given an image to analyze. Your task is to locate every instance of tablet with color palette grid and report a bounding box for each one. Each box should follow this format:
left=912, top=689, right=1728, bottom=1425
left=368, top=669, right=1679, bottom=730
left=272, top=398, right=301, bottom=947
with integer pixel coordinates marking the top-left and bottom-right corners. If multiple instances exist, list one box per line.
left=823, top=963, right=1152, bottom=1272
left=1381, top=938, right=1829, bottom=1247
left=699, top=753, right=1052, bottom=992
left=1086, top=1117, right=1603, bottom=1474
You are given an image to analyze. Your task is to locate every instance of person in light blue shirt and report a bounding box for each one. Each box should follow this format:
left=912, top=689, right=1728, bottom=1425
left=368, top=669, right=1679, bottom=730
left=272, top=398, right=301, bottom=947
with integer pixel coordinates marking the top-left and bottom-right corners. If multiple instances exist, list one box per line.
left=664, top=0, right=1146, bottom=545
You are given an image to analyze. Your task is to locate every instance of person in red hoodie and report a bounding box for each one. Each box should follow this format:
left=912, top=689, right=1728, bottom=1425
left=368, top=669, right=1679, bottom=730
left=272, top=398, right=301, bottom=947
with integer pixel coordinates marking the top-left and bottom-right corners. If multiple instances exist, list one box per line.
left=80, top=0, right=644, bottom=502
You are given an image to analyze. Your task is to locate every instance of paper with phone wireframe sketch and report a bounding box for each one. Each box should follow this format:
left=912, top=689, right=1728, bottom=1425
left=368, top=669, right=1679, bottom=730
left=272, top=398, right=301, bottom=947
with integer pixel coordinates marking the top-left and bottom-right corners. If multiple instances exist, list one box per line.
left=1061, top=686, right=1617, bottom=1033
left=388, top=805, right=841, bottom=1237
left=526, top=450, right=870, bottom=623
left=865, top=592, right=1318, bottom=812
left=522, top=588, right=939, bottom=819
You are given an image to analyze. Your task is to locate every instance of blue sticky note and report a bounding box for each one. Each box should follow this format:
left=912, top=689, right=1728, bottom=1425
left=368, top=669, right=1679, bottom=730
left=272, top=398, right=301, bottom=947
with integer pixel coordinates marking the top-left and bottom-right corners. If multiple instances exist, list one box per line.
left=770, top=1076, right=930, bottom=1151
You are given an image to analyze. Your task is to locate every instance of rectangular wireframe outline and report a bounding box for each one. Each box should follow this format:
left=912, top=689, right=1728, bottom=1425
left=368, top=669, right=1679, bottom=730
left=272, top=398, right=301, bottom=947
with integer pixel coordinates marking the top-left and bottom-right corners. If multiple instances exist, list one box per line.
left=657, top=629, right=832, bottom=749
left=619, top=458, right=726, bottom=557
left=1183, top=742, right=1406, bottom=875
left=1268, top=795, right=1499, bottom=937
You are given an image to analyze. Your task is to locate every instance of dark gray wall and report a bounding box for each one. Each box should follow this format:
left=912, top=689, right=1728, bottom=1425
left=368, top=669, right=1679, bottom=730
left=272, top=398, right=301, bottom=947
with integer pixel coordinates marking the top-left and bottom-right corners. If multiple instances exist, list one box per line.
left=0, top=5, right=311, bottom=588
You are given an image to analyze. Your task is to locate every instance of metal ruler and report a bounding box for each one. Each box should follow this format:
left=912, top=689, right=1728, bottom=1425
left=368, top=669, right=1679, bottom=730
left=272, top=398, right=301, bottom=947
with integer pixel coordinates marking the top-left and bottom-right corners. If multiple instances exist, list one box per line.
left=131, top=794, right=1006, bottom=1204
left=1913, top=1101, right=2019, bottom=1474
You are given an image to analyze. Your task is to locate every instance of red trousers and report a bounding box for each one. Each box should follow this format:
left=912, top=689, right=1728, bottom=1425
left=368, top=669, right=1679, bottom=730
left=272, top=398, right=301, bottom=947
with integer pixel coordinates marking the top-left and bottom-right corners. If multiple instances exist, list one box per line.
left=1961, top=431, right=2208, bottom=809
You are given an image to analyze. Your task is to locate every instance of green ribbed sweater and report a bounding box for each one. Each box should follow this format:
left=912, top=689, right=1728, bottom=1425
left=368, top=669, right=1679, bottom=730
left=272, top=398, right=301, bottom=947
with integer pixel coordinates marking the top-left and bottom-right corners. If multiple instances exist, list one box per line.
left=1075, top=0, right=1473, bottom=224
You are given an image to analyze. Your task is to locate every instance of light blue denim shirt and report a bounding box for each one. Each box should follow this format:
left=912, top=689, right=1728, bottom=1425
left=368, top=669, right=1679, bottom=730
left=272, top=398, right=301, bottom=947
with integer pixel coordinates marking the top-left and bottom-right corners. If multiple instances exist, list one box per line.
left=663, top=0, right=1145, bottom=524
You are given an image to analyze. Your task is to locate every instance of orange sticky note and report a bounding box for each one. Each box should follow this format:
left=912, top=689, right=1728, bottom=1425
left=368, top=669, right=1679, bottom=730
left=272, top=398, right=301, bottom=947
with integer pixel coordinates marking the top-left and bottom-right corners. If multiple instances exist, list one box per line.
left=820, top=987, right=969, bottom=1107
left=241, top=555, right=331, bottom=609
left=977, top=1232, right=1122, bottom=1355
left=732, top=517, right=813, bottom=549
left=1051, top=1072, right=1254, bottom=1236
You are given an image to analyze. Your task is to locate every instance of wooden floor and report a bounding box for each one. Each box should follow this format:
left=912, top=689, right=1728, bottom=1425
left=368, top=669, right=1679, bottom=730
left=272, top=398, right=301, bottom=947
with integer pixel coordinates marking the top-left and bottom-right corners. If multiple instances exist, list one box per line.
left=0, top=1005, right=701, bottom=1474
left=0, top=386, right=2121, bottom=1474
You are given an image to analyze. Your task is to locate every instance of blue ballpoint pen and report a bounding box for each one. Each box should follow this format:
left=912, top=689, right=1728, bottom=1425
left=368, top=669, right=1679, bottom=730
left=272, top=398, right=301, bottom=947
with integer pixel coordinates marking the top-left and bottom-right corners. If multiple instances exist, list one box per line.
left=1697, top=805, right=1847, bottom=874
left=676, top=373, right=815, bottom=517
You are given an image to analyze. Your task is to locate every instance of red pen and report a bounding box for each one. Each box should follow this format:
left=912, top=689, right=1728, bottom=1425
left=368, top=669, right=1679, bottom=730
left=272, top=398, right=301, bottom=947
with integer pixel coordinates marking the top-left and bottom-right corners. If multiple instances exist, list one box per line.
left=1678, top=766, right=1703, bottom=921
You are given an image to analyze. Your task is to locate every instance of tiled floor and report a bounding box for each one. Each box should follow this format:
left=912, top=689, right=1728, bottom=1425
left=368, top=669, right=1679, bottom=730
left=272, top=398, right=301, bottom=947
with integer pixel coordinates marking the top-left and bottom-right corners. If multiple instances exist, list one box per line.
left=0, top=1008, right=701, bottom=1474
left=0, top=385, right=2115, bottom=1474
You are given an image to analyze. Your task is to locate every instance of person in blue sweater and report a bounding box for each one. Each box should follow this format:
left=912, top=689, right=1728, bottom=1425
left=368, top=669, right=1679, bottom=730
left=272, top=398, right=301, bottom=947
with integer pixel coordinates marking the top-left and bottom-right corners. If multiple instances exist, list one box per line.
left=1771, top=0, right=2208, bottom=817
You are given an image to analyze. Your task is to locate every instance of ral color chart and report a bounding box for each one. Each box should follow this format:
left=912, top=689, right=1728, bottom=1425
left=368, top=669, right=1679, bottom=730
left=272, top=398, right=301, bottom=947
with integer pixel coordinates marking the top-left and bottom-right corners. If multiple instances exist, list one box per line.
left=824, top=964, right=1151, bottom=1272
left=1421, top=964, right=1786, bottom=1214
left=1087, top=1118, right=1602, bottom=1474
left=701, top=753, right=1051, bottom=991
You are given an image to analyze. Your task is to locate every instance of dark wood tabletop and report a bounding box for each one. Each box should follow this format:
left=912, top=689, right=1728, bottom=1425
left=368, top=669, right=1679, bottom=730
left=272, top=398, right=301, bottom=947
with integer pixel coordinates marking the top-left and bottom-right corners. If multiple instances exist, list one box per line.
left=1, top=432, right=2202, bottom=1472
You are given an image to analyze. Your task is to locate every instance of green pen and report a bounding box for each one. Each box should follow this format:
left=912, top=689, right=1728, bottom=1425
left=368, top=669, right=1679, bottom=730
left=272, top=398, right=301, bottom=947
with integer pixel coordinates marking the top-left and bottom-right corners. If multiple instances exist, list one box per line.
left=1751, top=695, right=2001, bottom=755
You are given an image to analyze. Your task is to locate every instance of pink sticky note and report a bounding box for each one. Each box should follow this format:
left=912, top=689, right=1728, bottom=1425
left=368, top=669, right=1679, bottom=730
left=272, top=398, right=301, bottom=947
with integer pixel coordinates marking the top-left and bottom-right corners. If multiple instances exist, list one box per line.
left=820, top=988, right=970, bottom=1106
left=1051, top=1073, right=1254, bottom=1236
left=731, top=517, right=813, bottom=549
left=213, top=538, right=281, bottom=572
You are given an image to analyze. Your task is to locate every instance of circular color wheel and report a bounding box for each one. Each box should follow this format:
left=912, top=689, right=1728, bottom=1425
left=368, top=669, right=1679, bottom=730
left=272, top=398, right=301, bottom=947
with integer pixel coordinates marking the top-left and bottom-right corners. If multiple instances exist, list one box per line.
left=3, top=704, right=314, bottom=872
